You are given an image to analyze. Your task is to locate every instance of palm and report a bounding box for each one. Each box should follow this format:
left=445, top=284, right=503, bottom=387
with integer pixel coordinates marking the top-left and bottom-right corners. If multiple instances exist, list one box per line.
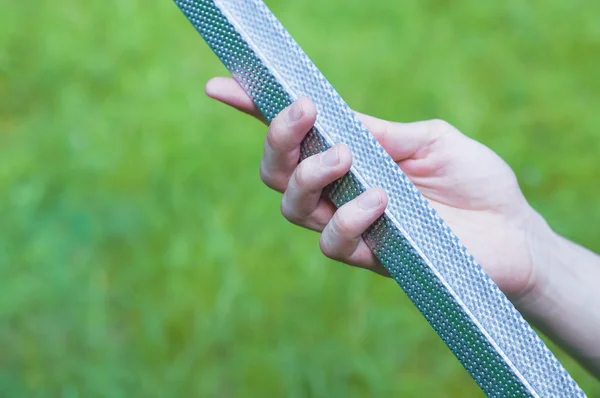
left=392, top=123, right=535, bottom=298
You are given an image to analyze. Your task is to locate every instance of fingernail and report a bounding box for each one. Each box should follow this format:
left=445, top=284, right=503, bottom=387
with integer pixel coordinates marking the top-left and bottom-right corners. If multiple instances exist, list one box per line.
left=286, top=101, right=303, bottom=124
left=358, top=190, right=381, bottom=210
left=321, top=146, right=339, bottom=167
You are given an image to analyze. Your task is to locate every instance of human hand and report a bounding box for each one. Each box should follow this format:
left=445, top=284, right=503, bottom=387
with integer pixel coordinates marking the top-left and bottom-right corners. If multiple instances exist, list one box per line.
left=205, top=77, right=541, bottom=300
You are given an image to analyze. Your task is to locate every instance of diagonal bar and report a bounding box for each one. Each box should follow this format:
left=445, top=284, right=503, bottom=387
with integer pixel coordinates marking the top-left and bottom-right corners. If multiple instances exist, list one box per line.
left=173, top=1, right=586, bottom=396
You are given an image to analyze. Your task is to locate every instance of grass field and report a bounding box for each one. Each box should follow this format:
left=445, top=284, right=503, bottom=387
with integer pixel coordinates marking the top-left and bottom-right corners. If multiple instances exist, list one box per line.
left=1, top=0, right=600, bottom=396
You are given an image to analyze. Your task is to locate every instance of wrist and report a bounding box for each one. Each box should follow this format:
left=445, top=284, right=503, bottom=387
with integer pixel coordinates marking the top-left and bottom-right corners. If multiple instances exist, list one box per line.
left=511, top=206, right=559, bottom=314
left=510, top=206, right=600, bottom=373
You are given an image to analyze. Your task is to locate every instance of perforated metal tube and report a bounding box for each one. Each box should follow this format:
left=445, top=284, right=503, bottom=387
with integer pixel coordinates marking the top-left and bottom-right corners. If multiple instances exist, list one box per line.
left=173, top=1, right=586, bottom=396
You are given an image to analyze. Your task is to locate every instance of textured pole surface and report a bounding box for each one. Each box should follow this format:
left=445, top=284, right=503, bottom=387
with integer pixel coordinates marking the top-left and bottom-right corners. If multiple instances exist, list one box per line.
left=173, top=1, right=586, bottom=396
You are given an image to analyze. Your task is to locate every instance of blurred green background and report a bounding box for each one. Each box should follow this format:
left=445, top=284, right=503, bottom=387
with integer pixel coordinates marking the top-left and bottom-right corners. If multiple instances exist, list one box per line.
left=1, top=0, right=600, bottom=396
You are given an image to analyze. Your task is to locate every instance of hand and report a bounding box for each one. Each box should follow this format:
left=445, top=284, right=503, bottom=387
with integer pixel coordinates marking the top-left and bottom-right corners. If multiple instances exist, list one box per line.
left=205, top=77, right=600, bottom=375
left=205, top=77, right=541, bottom=300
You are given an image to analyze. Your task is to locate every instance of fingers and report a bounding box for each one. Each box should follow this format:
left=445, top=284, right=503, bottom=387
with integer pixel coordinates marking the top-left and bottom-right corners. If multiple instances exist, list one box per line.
left=205, top=77, right=266, bottom=123
left=205, top=76, right=456, bottom=166
left=260, top=97, right=317, bottom=192
left=281, top=144, right=352, bottom=231
left=319, top=188, right=388, bottom=270
left=205, top=77, right=457, bottom=277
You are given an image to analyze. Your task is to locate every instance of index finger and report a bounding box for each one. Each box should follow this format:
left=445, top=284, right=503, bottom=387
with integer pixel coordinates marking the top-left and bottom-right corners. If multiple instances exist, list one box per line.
left=260, top=97, right=318, bottom=192
left=205, top=77, right=267, bottom=124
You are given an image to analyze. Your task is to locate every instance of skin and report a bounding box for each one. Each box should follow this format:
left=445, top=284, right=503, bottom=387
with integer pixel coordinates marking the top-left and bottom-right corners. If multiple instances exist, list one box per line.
left=205, top=76, right=600, bottom=377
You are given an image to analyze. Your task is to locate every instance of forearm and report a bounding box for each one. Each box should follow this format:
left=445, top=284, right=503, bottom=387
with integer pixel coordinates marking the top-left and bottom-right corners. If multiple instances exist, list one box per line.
left=516, top=210, right=600, bottom=376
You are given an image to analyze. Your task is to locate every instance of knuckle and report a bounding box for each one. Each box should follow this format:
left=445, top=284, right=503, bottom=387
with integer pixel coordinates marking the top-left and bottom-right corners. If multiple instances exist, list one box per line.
left=265, top=127, right=283, bottom=151
left=292, top=161, right=310, bottom=189
left=266, top=123, right=293, bottom=153
left=319, top=235, right=340, bottom=260
left=427, top=119, right=455, bottom=138
left=280, top=198, right=299, bottom=224
left=260, top=163, right=283, bottom=191
left=330, top=212, right=352, bottom=237
left=259, top=163, right=272, bottom=185
left=259, top=162, right=268, bottom=180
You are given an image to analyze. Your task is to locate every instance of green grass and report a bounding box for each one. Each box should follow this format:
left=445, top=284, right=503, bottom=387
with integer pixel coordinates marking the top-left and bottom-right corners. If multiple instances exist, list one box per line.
left=1, top=0, right=600, bottom=396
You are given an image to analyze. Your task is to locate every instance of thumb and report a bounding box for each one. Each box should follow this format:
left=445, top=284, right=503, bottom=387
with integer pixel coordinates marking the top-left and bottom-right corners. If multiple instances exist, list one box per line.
left=356, top=114, right=455, bottom=161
